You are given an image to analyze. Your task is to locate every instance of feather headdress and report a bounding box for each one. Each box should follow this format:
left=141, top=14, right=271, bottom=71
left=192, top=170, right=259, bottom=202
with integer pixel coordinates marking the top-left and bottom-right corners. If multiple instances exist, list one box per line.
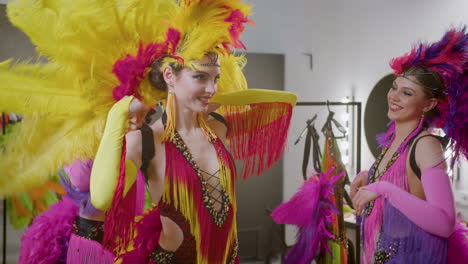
left=389, top=27, right=468, bottom=160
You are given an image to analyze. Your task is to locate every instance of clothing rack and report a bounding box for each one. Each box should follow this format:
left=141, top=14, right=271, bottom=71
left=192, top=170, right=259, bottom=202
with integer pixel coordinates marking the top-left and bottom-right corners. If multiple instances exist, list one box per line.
left=296, top=101, right=362, bottom=263
left=296, top=101, right=362, bottom=173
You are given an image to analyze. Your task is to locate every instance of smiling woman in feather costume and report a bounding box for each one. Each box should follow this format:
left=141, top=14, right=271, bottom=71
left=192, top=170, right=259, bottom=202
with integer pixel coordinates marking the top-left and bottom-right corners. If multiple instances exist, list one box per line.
left=351, top=27, right=468, bottom=264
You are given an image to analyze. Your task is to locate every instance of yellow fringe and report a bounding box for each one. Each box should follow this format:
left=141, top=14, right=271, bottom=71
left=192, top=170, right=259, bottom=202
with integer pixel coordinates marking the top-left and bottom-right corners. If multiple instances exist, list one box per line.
left=162, top=146, right=237, bottom=263
left=197, top=113, right=218, bottom=142
left=161, top=92, right=176, bottom=142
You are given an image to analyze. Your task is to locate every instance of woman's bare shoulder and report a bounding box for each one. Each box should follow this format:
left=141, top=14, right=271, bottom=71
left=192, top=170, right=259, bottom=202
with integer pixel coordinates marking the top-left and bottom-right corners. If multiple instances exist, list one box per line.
left=207, top=113, right=228, bottom=140
left=414, top=131, right=446, bottom=170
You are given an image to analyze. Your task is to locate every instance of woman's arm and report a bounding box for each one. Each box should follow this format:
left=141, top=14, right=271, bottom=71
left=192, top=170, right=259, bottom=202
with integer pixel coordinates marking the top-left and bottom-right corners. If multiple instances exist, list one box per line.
left=357, top=136, right=455, bottom=237
left=90, top=97, right=147, bottom=211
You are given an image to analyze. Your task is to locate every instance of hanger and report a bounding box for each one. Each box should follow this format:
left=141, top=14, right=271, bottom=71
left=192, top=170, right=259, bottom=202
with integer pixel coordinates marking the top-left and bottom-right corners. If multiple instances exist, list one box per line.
left=294, top=114, right=317, bottom=145
left=322, top=100, right=347, bottom=138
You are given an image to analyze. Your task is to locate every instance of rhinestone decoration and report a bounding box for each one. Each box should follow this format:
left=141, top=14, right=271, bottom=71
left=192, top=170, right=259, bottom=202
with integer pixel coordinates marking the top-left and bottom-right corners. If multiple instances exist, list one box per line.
left=374, top=241, right=399, bottom=264
left=149, top=247, right=175, bottom=264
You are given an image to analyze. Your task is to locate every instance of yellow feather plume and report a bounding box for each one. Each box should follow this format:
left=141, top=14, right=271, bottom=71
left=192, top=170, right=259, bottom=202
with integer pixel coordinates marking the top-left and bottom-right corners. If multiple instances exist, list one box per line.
left=0, top=0, right=253, bottom=196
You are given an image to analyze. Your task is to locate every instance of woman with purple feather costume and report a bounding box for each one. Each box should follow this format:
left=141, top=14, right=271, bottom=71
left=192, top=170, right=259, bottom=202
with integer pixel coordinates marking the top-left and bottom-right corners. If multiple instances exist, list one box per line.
left=351, top=27, right=468, bottom=264
left=18, top=159, right=147, bottom=264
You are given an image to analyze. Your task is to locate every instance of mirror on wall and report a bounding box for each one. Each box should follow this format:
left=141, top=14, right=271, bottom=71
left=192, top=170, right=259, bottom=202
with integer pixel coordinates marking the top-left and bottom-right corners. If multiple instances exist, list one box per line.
left=364, top=74, right=393, bottom=159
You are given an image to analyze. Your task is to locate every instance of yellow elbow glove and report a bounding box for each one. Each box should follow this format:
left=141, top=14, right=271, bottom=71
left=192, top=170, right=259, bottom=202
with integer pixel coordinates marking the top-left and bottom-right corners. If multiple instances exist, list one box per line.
left=90, top=96, right=138, bottom=211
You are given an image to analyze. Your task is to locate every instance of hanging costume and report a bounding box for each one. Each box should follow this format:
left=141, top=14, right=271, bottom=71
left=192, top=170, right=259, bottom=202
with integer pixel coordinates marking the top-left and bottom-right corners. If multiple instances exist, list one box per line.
left=318, top=113, right=351, bottom=264
left=271, top=111, right=353, bottom=264
left=360, top=27, right=468, bottom=264
left=0, top=0, right=297, bottom=263
left=271, top=168, right=342, bottom=264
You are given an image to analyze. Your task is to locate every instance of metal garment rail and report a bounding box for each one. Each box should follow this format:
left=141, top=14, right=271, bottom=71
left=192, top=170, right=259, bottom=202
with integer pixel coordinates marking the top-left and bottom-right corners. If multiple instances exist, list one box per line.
left=296, top=101, right=362, bottom=263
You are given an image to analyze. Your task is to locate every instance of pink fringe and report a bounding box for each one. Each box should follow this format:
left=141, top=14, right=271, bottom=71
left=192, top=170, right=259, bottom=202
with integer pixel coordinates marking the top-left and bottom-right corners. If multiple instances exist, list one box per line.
left=120, top=139, right=239, bottom=263
left=19, top=196, right=78, bottom=264
left=363, top=116, right=421, bottom=263
left=118, top=207, right=162, bottom=264
left=67, top=233, right=115, bottom=264
left=166, top=140, right=237, bottom=263
left=363, top=148, right=410, bottom=264
left=448, top=221, right=468, bottom=264
left=225, top=102, right=293, bottom=179
left=103, top=140, right=140, bottom=253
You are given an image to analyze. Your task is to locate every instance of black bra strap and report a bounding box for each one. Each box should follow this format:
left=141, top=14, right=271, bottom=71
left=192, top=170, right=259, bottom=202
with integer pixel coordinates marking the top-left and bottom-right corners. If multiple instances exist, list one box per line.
left=208, top=112, right=227, bottom=127
left=409, top=134, right=447, bottom=179
left=140, top=124, right=155, bottom=182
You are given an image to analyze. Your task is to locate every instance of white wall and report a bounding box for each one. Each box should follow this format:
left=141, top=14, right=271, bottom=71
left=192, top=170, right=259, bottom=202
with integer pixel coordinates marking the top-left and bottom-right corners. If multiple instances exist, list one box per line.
left=243, top=0, right=468, bottom=244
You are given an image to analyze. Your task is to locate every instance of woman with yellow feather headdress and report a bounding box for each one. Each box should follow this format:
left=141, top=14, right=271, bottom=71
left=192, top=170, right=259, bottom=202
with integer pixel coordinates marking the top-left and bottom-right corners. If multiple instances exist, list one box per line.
left=0, top=0, right=297, bottom=263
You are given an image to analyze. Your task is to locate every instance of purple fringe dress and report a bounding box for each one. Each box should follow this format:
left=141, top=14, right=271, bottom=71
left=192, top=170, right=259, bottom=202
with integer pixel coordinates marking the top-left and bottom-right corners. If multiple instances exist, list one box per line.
left=360, top=146, right=448, bottom=264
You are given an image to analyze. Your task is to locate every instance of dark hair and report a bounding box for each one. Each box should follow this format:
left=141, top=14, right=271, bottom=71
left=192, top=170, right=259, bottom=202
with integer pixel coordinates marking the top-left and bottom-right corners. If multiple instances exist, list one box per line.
left=404, top=66, right=446, bottom=119
left=148, top=56, right=183, bottom=92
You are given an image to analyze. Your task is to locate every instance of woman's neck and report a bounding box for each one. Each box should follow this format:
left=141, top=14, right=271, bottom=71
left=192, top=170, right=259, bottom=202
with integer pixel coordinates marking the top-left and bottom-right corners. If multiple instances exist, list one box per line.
left=393, top=118, right=421, bottom=145
left=174, top=105, right=199, bottom=134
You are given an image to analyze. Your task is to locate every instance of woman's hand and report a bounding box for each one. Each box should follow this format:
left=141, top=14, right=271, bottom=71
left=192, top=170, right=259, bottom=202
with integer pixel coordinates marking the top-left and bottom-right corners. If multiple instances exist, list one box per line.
left=127, top=97, right=148, bottom=131
left=352, top=188, right=380, bottom=215
left=350, top=170, right=369, bottom=199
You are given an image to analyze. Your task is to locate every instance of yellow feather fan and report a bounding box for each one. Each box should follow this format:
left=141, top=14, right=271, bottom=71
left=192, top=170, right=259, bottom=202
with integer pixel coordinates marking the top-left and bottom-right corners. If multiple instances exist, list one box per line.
left=0, top=0, right=253, bottom=196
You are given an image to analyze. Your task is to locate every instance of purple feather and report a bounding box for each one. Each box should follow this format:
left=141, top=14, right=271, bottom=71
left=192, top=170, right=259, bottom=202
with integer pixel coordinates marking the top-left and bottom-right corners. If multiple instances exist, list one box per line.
left=271, top=168, right=343, bottom=264
left=376, top=121, right=395, bottom=148
left=59, top=170, right=100, bottom=216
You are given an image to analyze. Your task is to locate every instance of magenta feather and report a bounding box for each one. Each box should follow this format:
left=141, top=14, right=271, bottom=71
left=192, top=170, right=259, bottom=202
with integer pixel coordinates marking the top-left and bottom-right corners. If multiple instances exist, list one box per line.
left=18, top=196, right=79, bottom=264
left=271, top=168, right=343, bottom=264
left=448, top=220, right=468, bottom=264
left=118, top=207, right=162, bottom=264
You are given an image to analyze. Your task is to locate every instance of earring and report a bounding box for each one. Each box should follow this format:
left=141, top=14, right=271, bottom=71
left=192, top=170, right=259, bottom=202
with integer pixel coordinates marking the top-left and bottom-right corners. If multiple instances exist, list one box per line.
left=161, top=92, right=176, bottom=142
